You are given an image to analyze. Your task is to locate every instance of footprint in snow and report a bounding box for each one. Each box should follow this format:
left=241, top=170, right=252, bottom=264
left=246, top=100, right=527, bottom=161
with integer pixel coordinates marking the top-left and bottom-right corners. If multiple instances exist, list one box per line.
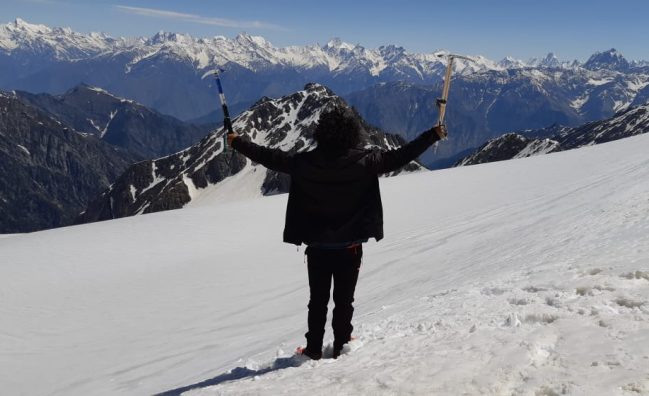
left=614, top=297, right=645, bottom=309
left=508, top=298, right=531, bottom=306
left=620, top=271, right=649, bottom=281
left=524, top=313, right=559, bottom=324
left=481, top=287, right=508, bottom=296
left=522, top=286, right=548, bottom=293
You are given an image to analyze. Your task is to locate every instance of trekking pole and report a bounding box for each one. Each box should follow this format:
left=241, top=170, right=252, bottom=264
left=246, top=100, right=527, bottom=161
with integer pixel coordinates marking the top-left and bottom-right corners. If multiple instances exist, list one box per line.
left=435, top=54, right=474, bottom=141
left=202, top=68, right=234, bottom=155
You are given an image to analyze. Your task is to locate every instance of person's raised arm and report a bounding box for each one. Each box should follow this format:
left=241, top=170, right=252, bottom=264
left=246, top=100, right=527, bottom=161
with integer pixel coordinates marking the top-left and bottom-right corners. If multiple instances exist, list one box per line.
left=368, top=125, right=447, bottom=174
left=228, top=132, right=294, bottom=174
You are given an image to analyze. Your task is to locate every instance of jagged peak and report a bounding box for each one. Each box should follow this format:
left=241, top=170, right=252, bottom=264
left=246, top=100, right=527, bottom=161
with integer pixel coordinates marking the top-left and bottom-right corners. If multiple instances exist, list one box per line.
left=252, top=96, right=273, bottom=107
left=8, top=18, right=51, bottom=34
left=584, top=48, right=629, bottom=71
left=587, top=48, right=626, bottom=62
left=378, top=44, right=405, bottom=52
left=498, top=56, right=526, bottom=69
left=303, top=82, right=334, bottom=96
left=600, top=48, right=623, bottom=57
left=378, top=44, right=407, bottom=60
left=73, top=83, right=109, bottom=93
left=241, top=84, right=337, bottom=121
left=63, top=83, right=139, bottom=106
left=324, top=37, right=354, bottom=51
left=539, top=52, right=560, bottom=67
left=484, top=132, right=528, bottom=145
left=66, top=82, right=100, bottom=93
left=234, top=32, right=271, bottom=47
left=61, top=84, right=122, bottom=103
left=148, top=31, right=193, bottom=45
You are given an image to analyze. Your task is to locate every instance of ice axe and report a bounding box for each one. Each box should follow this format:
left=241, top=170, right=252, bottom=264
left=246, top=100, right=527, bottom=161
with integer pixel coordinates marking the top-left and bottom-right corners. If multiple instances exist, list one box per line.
left=435, top=54, right=475, bottom=140
left=202, top=68, right=233, bottom=153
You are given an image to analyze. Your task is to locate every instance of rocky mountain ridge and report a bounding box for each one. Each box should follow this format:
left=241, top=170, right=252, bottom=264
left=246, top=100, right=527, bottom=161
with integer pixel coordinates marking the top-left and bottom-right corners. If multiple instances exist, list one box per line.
left=0, top=91, right=135, bottom=232
left=15, top=84, right=210, bottom=159
left=346, top=62, right=649, bottom=167
left=77, top=84, right=425, bottom=224
left=457, top=104, right=649, bottom=166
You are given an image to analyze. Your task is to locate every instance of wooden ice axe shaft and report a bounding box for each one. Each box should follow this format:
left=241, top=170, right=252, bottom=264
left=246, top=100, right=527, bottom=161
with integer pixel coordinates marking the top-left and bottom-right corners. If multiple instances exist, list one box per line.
left=437, top=54, right=474, bottom=127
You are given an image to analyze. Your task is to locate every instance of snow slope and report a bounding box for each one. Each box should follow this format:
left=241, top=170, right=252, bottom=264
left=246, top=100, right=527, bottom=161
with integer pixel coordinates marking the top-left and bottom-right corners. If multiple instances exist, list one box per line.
left=2, top=134, right=649, bottom=395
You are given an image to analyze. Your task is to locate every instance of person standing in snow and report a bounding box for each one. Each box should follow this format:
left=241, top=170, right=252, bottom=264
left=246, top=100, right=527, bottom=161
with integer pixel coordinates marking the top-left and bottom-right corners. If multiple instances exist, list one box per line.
left=228, top=107, right=447, bottom=359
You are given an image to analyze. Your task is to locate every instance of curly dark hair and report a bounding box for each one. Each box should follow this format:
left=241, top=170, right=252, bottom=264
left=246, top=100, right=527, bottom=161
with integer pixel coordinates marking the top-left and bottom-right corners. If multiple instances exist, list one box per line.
left=313, top=107, right=363, bottom=151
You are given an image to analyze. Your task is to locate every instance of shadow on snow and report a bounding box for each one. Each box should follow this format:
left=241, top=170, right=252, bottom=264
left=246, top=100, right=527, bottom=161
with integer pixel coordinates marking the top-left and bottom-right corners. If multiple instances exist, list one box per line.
left=155, top=355, right=305, bottom=395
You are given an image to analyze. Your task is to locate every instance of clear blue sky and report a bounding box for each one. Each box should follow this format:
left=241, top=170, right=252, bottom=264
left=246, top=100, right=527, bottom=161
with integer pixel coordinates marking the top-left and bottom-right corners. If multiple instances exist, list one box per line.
left=2, top=0, right=648, bottom=61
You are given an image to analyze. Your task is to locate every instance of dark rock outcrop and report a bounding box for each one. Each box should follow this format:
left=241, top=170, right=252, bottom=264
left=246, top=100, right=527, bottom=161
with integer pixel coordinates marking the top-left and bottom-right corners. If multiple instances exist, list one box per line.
left=16, top=84, right=210, bottom=159
left=0, top=92, right=135, bottom=233
left=457, top=104, right=649, bottom=166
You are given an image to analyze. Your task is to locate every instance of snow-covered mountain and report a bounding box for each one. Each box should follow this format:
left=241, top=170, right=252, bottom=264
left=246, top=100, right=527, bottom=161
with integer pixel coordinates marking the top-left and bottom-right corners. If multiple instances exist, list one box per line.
left=457, top=103, right=649, bottom=166
left=2, top=19, right=649, bottom=167
left=347, top=64, right=649, bottom=167
left=527, top=52, right=565, bottom=69
left=584, top=48, right=631, bottom=72
left=0, top=19, right=495, bottom=120
left=0, top=18, right=495, bottom=76
left=2, top=19, right=647, bottom=122
left=2, top=127, right=649, bottom=395
left=0, top=18, right=128, bottom=60
left=77, top=83, right=424, bottom=224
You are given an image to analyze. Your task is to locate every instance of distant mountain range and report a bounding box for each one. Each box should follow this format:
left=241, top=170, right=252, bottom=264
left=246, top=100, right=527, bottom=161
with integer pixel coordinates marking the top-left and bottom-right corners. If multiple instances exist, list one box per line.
left=457, top=104, right=649, bottom=166
left=2, top=19, right=648, bottom=167
left=77, top=84, right=424, bottom=224
left=346, top=63, right=649, bottom=167
left=0, top=18, right=487, bottom=120
left=3, top=18, right=649, bottom=233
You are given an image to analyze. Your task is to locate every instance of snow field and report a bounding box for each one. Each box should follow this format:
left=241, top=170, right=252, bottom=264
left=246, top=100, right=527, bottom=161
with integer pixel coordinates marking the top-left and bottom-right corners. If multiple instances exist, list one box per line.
left=1, top=133, right=649, bottom=395
left=188, top=134, right=649, bottom=395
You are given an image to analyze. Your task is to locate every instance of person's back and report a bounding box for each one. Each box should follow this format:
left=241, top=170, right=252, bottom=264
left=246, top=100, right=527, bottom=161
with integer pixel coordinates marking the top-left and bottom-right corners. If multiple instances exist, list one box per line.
left=228, top=106, right=447, bottom=359
left=285, top=145, right=383, bottom=246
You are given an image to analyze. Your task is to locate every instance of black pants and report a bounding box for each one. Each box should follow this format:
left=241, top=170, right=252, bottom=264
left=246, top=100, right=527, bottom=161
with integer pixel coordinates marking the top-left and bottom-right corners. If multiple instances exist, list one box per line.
left=304, top=245, right=362, bottom=352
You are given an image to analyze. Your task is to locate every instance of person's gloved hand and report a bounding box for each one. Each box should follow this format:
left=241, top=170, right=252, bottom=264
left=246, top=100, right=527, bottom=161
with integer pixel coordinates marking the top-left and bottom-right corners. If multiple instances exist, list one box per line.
left=226, top=131, right=239, bottom=146
left=434, top=124, right=448, bottom=140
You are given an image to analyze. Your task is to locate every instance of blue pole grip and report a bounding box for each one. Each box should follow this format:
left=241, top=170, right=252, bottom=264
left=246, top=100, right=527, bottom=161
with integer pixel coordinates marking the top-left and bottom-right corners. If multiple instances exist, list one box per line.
left=215, top=78, right=224, bottom=95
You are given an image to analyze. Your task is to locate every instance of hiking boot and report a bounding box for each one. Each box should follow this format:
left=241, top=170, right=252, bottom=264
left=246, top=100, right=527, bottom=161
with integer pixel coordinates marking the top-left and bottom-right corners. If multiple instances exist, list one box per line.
left=332, top=336, right=356, bottom=359
left=295, top=346, right=322, bottom=360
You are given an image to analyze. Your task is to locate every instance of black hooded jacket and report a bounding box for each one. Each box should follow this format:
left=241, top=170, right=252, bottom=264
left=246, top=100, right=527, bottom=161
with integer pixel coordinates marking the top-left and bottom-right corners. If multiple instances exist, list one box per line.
left=231, top=128, right=440, bottom=246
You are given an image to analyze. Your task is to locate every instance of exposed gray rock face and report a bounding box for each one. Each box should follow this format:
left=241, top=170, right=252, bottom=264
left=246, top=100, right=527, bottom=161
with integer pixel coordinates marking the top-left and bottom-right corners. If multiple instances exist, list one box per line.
left=457, top=104, right=649, bottom=166
left=78, top=84, right=424, bottom=224
left=0, top=92, right=135, bottom=233
left=457, top=133, right=562, bottom=166
left=583, top=49, right=630, bottom=72
left=15, top=84, right=210, bottom=159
